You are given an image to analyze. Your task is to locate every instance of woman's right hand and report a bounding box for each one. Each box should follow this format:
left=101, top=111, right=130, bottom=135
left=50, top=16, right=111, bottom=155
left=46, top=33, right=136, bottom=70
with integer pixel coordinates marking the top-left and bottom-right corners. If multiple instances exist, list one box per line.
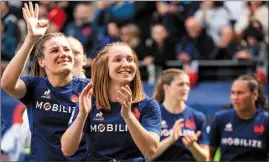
left=170, top=118, right=184, bottom=142
left=22, top=2, right=48, bottom=40
left=78, top=82, right=93, bottom=118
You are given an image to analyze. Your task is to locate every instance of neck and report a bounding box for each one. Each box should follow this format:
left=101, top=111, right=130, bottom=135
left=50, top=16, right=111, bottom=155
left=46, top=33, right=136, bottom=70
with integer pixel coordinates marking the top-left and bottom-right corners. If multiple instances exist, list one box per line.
left=236, top=106, right=257, bottom=120
left=109, top=81, right=130, bottom=102
left=163, top=98, right=185, bottom=114
left=47, top=73, right=73, bottom=87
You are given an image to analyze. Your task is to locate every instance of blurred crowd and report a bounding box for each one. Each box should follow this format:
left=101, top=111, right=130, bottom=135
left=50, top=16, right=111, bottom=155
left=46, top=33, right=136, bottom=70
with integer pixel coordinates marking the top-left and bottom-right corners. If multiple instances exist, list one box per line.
left=1, top=1, right=269, bottom=76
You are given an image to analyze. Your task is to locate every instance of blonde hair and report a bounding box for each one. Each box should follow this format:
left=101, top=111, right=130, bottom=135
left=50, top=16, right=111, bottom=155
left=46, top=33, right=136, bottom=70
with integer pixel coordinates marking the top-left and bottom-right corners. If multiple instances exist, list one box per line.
left=153, top=68, right=188, bottom=103
left=91, top=42, right=146, bottom=111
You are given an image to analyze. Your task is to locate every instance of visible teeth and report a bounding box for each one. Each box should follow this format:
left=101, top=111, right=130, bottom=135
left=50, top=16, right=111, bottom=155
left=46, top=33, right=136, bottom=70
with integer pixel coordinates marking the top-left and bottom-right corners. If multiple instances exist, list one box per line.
left=120, top=72, right=130, bottom=74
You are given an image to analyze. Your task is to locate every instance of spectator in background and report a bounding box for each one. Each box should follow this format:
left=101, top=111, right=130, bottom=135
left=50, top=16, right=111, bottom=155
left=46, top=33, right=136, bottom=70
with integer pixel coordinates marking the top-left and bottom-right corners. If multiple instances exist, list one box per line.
left=1, top=1, right=20, bottom=46
left=194, top=1, right=231, bottom=44
left=151, top=68, right=209, bottom=161
left=235, top=20, right=268, bottom=63
left=209, top=74, right=268, bottom=161
left=99, top=21, right=121, bottom=50
left=64, top=2, right=97, bottom=63
left=1, top=21, right=17, bottom=61
left=211, top=26, right=239, bottom=60
left=40, top=1, right=67, bottom=33
left=224, top=1, right=246, bottom=25
left=145, top=24, right=177, bottom=70
left=235, top=1, right=268, bottom=43
left=176, top=17, right=215, bottom=64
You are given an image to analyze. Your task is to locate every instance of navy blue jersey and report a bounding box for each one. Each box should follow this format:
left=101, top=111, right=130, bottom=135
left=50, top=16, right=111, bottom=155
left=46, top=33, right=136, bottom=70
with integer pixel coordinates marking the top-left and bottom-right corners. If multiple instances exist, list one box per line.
left=155, top=104, right=209, bottom=161
left=20, top=76, right=89, bottom=161
left=209, top=108, right=269, bottom=161
left=70, top=97, right=161, bottom=161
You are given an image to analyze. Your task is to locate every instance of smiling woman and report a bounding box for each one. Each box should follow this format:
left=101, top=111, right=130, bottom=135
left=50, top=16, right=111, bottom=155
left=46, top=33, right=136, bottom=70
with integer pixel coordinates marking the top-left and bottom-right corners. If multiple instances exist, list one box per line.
left=61, top=42, right=162, bottom=161
left=1, top=2, right=89, bottom=161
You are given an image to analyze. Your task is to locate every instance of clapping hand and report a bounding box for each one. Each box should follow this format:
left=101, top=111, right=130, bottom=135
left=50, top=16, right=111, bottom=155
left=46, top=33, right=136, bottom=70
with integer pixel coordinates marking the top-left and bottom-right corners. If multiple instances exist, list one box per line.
left=116, top=85, right=133, bottom=119
left=78, top=82, right=93, bottom=118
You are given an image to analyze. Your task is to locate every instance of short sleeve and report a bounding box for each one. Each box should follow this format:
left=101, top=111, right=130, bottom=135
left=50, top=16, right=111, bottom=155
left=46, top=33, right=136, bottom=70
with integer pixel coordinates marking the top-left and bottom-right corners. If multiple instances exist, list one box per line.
left=68, top=104, right=89, bottom=132
left=141, top=99, right=162, bottom=136
left=196, top=113, right=209, bottom=145
left=19, top=76, right=39, bottom=105
left=208, top=114, right=221, bottom=148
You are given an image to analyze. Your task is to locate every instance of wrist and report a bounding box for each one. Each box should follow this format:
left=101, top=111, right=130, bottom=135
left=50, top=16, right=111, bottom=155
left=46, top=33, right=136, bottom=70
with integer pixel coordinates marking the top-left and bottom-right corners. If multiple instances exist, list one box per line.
left=25, top=35, right=39, bottom=44
left=77, top=112, right=88, bottom=120
left=122, top=113, right=133, bottom=120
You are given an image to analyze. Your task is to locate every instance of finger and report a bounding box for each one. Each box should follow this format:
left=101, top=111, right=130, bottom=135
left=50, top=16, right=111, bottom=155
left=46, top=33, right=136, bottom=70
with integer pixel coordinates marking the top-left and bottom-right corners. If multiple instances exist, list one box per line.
left=117, top=90, right=128, bottom=104
left=120, top=86, right=131, bottom=100
left=125, top=85, right=132, bottom=95
left=34, top=3, right=39, bottom=18
left=87, top=83, right=93, bottom=97
left=29, top=2, right=34, bottom=17
left=22, top=8, right=28, bottom=21
left=80, top=82, right=93, bottom=99
left=116, top=96, right=126, bottom=107
left=24, top=3, right=30, bottom=17
left=195, top=130, right=201, bottom=138
left=182, top=138, right=188, bottom=145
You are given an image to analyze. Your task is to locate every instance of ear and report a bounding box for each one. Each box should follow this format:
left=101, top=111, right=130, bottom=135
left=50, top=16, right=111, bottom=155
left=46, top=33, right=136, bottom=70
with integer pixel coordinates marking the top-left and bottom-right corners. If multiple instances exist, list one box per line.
left=252, top=90, right=259, bottom=101
left=38, top=59, right=46, bottom=68
left=83, top=54, right=87, bottom=66
left=163, top=84, right=168, bottom=91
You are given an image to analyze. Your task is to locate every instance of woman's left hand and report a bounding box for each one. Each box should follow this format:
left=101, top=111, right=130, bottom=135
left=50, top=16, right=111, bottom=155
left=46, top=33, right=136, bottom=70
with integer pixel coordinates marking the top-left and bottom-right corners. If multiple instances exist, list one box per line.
left=182, top=131, right=201, bottom=149
left=116, top=85, right=132, bottom=119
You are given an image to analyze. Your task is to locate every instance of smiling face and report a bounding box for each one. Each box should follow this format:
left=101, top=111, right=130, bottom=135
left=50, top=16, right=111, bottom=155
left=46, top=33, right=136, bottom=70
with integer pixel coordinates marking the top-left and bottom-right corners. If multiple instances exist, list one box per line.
left=164, top=74, right=190, bottom=102
left=40, top=37, right=74, bottom=75
left=107, top=45, right=137, bottom=85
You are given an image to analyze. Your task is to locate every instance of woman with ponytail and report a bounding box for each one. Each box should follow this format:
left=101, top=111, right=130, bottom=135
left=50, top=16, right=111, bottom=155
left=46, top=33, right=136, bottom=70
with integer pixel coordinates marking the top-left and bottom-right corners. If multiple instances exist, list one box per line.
left=1, top=2, right=89, bottom=161
left=150, top=68, right=210, bottom=161
left=209, top=73, right=269, bottom=161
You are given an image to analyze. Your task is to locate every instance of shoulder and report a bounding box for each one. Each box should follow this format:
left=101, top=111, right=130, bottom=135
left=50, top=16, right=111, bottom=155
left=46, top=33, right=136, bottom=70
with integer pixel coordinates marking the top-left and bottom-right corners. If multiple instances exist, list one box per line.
left=72, top=77, right=90, bottom=85
left=213, top=109, right=235, bottom=121
left=257, top=109, right=269, bottom=118
left=20, top=76, right=44, bottom=85
left=186, top=105, right=206, bottom=119
left=138, top=97, right=159, bottom=108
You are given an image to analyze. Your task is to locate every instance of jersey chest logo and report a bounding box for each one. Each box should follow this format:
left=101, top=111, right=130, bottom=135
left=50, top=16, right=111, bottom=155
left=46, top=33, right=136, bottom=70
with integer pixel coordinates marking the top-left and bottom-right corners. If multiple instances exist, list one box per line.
left=253, top=124, right=264, bottom=135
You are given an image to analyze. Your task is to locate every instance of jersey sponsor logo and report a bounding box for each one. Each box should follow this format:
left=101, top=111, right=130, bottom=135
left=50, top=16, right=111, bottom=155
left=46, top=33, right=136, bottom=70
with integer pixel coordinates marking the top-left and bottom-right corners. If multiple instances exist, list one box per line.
left=185, top=119, right=195, bottom=129
left=71, top=93, right=80, bottom=103
left=35, top=101, right=75, bottom=113
left=224, top=123, right=233, bottom=132
left=161, top=128, right=195, bottom=137
left=41, top=89, right=51, bottom=99
left=90, top=123, right=128, bottom=132
left=221, top=137, right=263, bottom=148
left=253, top=124, right=264, bottom=135
left=132, top=107, right=140, bottom=119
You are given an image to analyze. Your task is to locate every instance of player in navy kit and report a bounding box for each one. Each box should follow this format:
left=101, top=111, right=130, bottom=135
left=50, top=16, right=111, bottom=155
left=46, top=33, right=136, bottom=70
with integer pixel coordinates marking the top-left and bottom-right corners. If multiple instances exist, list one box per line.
left=150, top=68, right=210, bottom=161
left=61, top=42, right=162, bottom=161
left=1, top=2, right=89, bottom=161
left=209, top=74, right=269, bottom=161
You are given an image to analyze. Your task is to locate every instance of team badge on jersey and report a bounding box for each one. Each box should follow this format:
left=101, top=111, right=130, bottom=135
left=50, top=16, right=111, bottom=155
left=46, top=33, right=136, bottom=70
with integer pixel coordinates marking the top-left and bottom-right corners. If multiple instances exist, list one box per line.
left=184, top=119, right=195, bottom=129
left=253, top=124, right=264, bottom=135
left=132, top=107, right=140, bottom=120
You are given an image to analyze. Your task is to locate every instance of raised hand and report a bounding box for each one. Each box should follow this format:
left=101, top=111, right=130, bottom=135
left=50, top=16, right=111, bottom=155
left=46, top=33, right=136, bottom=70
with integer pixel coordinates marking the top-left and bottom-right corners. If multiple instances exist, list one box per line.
left=78, top=82, right=93, bottom=118
left=22, top=2, right=48, bottom=40
left=182, top=130, right=201, bottom=149
left=169, top=119, right=184, bottom=142
left=116, top=85, right=132, bottom=119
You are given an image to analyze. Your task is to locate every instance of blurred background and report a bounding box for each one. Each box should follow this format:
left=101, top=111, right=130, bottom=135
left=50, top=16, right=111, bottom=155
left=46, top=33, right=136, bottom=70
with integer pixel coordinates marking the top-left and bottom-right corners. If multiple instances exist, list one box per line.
left=1, top=0, right=268, bottom=160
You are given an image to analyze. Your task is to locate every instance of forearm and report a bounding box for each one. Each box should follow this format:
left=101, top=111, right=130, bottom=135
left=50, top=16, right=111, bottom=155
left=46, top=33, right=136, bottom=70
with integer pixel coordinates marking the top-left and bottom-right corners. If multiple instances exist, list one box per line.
left=124, top=114, right=159, bottom=158
left=61, top=114, right=87, bottom=156
left=1, top=36, right=36, bottom=91
left=149, top=136, right=174, bottom=161
left=189, top=143, right=209, bottom=161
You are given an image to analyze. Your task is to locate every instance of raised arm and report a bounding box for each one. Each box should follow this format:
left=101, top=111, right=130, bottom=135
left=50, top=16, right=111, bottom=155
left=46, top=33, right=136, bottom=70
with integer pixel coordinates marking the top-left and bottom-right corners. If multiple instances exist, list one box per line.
left=61, top=82, right=93, bottom=156
left=117, top=85, right=160, bottom=159
left=1, top=2, right=48, bottom=99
